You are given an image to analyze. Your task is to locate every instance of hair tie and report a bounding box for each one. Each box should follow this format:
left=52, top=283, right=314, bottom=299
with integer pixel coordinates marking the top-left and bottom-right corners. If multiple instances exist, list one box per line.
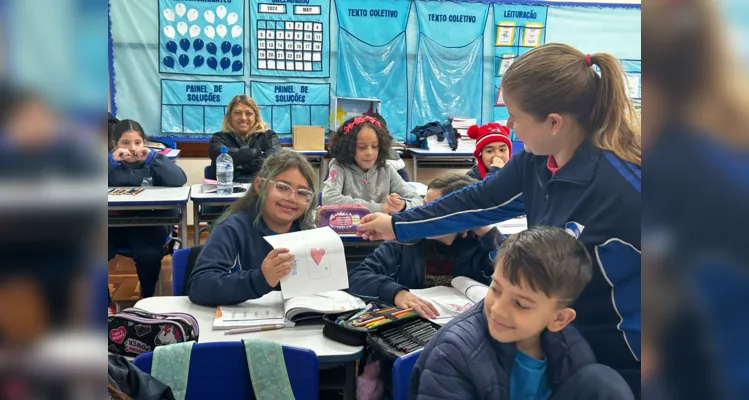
left=585, top=54, right=592, bottom=67
left=342, top=115, right=382, bottom=135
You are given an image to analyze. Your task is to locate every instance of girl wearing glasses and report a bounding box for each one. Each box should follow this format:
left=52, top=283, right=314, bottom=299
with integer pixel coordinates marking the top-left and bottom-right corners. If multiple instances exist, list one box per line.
left=188, top=149, right=318, bottom=306
left=207, top=95, right=280, bottom=183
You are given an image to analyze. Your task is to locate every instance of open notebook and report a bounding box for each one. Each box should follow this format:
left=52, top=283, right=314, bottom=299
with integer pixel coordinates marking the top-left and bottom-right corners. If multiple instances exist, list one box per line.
left=213, top=290, right=366, bottom=330
left=410, top=276, right=489, bottom=323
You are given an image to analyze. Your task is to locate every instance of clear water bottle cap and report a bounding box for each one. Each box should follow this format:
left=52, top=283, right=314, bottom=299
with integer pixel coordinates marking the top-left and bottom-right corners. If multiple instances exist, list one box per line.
left=220, top=145, right=228, bottom=153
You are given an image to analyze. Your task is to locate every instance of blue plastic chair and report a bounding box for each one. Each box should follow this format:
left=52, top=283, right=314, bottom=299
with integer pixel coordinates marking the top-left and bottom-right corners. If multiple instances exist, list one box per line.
left=391, top=349, right=423, bottom=400
left=133, top=341, right=319, bottom=400
left=203, top=165, right=211, bottom=179
left=171, top=247, right=191, bottom=296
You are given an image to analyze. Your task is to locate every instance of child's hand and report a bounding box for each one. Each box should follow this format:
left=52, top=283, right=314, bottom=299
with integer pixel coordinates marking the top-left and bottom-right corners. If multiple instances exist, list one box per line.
left=386, top=193, right=406, bottom=212
left=381, top=202, right=394, bottom=215
left=112, top=148, right=131, bottom=162
left=491, top=157, right=505, bottom=168
left=261, top=248, right=294, bottom=287
left=394, top=290, right=439, bottom=319
left=135, top=148, right=151, bottom=161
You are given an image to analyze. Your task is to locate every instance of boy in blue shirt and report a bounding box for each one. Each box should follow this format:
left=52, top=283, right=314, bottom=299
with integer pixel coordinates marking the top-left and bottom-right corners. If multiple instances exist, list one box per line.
left=409, top=226, right=633, bottom=399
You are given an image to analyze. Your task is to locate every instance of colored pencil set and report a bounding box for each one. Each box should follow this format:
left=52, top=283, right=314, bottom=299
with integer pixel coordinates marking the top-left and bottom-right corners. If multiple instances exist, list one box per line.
left=376, top=319, right=439, bottom=354
left=335, top=303, right=418, bottom=330
left=109, top=187, right=146, bottom=196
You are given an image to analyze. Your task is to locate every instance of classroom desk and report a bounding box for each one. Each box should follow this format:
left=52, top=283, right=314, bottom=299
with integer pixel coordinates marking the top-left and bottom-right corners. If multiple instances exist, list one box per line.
left=107, top=186, right=191, bottom=246
left=494, top=217, right=528, bottom=235
left=295, top=149, right=328, bottom=184
left=135, top=296, right=364, bottom=399
left=407, top=148, right=474, bottom=182
left=163, top=148, right=181, bottom=160
left=406, top=181, right=428, bottom=197
left=189, top=183, right=250, bottom=246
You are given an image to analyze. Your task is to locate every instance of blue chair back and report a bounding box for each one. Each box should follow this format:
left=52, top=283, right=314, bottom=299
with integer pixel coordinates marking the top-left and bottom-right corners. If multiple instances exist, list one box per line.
left=391, top=349, right=423, bottom=400
left=512, top=141, right=524, bottom=154
left=172, top=247, right=190, bottom=296
left=133, top=341, right=318, bottom=400
left=204, top=165, right=211, bottom=179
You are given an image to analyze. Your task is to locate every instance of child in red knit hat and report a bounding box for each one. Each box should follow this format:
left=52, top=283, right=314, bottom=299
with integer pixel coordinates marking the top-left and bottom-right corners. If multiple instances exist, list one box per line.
left=466, top=122, right=513, bottom=180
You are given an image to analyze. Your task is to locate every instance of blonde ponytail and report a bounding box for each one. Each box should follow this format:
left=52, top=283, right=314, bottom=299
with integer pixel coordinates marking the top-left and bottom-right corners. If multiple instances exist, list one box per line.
left=502, top=43, right=641, bottom=165
left=589, top=53, right=641, bottom=165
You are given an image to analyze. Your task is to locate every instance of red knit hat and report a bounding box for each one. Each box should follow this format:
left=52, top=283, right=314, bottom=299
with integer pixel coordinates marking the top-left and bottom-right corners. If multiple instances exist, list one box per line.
left=467, top=122, right=512, bottom=178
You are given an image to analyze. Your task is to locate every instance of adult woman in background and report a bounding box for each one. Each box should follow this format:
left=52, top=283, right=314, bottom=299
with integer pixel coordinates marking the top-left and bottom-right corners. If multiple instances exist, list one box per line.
left=208, top=95, right=280, bottom=183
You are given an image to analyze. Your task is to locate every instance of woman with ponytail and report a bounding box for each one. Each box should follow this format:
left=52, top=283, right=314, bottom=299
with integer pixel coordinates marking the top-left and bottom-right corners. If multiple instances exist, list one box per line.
left=357, top=43, right=642, bottom=396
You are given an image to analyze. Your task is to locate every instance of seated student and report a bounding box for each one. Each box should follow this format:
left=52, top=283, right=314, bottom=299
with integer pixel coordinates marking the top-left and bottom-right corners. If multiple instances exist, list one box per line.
left=208, top=94, right=281, bottom=183
left=364, top=112, right=410, bottom=180
left=410, top=226, right=634, bottom=400
left=348, top=173, right=501, bottom=318
left=108, top=119, right=187, bottom=298
left=188, top=149, right=318, bottom=306
left=322, top=115, right=422, bottom=214
left=466, top=122, right=513, bottom=180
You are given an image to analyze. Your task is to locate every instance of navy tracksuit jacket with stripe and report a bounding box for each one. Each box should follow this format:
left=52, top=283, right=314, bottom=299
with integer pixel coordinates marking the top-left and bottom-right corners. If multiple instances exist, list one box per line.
left=391, top=138, right=641, bottom=393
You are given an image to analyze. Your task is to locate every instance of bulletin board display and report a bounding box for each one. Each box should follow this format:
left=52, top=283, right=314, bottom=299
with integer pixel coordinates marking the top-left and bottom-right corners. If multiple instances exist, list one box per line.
left=250, top=0, right=331, bottom=77
left=158, top=0, right=245, bottom=75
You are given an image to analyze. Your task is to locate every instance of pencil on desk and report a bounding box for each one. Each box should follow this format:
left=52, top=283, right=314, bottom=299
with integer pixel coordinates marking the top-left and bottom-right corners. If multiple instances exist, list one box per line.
left=224, top=324, right=286, bottom=335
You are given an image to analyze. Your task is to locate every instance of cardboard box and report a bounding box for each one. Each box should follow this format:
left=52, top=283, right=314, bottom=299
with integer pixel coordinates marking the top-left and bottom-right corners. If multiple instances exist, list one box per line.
left=292, top=125, right=325, bottom=150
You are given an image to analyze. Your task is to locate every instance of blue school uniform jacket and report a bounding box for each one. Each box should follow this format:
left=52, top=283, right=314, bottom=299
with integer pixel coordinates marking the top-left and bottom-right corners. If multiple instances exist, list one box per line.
left=392, top=139, right=641, bottom=386
left=107, top=151, right=187, bottom=187
left=347, top=228, right=502, bottom=304
left=187, top=209, right=302, bottom=306
left=409, top=300, right=633, bottom=399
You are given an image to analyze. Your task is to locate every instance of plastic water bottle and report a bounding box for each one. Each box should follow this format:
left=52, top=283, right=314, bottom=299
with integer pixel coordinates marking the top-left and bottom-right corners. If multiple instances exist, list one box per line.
left=216, top=146, right=234, bottom=195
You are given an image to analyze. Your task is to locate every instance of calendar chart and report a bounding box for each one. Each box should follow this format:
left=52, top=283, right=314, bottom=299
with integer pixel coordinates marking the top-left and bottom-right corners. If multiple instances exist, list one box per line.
left=250, top=0, right=330, bottom=77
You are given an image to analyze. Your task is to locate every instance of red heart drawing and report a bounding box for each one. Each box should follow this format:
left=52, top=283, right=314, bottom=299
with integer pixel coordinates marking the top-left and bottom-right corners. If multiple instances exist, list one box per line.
left=110, top=327, right=126, bottom=344
left=310, top=248, right=325, bottom=265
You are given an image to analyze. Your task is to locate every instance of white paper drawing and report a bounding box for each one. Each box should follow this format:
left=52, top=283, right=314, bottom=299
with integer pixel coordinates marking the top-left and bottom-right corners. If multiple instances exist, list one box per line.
left=263, top=227, right=348, bottom=298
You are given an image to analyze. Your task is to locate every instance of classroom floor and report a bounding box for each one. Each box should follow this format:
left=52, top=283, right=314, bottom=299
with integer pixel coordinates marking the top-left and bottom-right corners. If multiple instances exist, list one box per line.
left=108, top=227, right=209, bottom=302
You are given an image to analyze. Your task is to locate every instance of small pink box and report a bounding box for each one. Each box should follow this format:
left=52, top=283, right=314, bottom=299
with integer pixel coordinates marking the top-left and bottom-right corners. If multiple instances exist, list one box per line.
left=317, top=204, right=371, bottom=234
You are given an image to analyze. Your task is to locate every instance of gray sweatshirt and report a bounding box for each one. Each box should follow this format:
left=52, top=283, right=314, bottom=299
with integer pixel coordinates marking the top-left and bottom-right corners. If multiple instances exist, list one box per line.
left=322, top=158, right=424, bottom=212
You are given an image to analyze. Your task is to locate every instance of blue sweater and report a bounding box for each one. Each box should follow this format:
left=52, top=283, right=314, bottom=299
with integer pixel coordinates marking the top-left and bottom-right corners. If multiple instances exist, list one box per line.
left=347, top=228, right=502, bottom=304
left=392, top=139, right=641, bottom=385
left=187, top=209, right=302, bottom=306
left=107, top=151, right=187, bottom=187
left=409, top=299, right=632, bottom=399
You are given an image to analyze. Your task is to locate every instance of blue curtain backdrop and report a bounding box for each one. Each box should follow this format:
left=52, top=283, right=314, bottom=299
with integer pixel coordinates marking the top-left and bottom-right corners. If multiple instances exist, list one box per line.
left=411, top=1, right=489, bottom=139
left=336, top=0, right=411, bottom=140
left=109, top=0, right=641, bottom=141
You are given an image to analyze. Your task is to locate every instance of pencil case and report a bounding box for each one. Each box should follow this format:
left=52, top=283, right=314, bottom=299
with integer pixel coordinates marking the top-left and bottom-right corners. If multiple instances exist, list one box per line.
left=366, top=318, right=441, bottom=361
left=108, top=308, right=199, bottom=357
left=317, top=204, right=371, bottom=234
left=322, top=304, right=420, bottom=346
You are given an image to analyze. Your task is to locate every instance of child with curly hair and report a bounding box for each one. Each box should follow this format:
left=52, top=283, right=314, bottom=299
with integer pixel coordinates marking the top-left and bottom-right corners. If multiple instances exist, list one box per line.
left=323, top=115, right=423, bottom=214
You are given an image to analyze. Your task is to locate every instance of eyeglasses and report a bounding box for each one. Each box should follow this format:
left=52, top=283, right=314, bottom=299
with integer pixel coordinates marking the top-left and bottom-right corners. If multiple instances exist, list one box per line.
left=263, top=179, right=314, bottom=204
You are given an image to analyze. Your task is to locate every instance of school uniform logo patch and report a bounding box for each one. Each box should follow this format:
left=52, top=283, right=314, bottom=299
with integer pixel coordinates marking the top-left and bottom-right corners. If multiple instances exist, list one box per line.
left=565, top=221, right=585, bottom=238
left=328, top=170, right=338, bottom=182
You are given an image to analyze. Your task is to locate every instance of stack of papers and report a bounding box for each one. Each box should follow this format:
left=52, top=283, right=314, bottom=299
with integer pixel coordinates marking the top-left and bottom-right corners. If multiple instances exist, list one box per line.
left=451, top=117, right=478, bottom=152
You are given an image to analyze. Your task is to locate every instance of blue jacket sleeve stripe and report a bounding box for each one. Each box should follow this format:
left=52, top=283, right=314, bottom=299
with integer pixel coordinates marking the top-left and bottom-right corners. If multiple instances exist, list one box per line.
left=108, top=152, right=120, bottom=167
left=594, top=238, right=642, bottom=362
left=603, top=152, right=641, bottom=193
left=395, top=192, right=524, bottom=241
